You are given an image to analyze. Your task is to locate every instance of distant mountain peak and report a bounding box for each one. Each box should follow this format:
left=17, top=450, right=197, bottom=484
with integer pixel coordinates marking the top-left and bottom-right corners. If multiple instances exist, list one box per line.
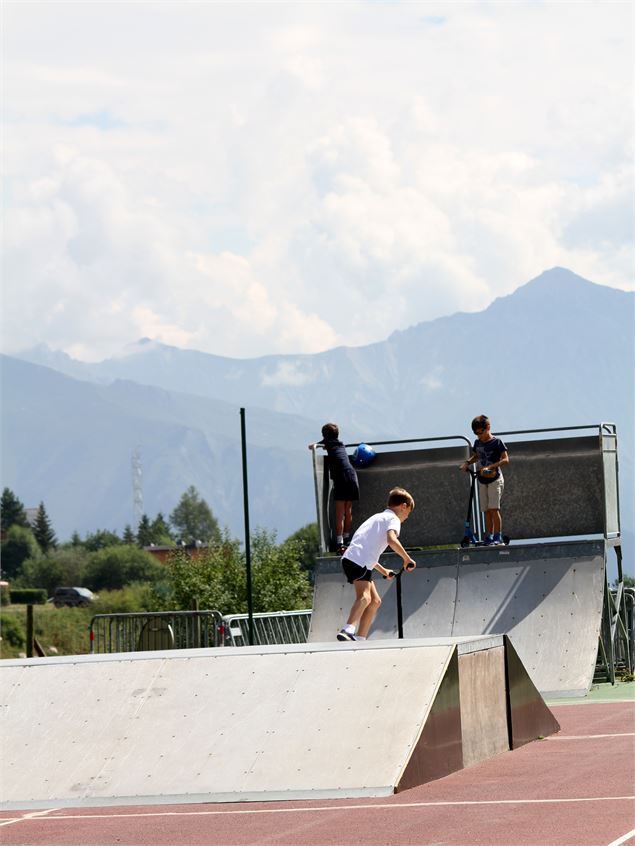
left=115, top=338, right=172, bottom=359
left=486, top=267, right=623, bottom=315
left=523, top=267, right=596, bottom=288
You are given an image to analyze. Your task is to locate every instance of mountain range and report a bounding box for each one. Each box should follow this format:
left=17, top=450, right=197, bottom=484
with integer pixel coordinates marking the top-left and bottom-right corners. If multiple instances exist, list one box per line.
left=2, top=267, right=633, bottom=570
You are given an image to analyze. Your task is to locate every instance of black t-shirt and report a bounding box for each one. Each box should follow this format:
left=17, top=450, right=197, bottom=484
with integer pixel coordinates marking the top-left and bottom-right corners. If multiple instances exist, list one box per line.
left=319, top=438, right=358, bottom=486
left=473, top=436, right=507, bottom=485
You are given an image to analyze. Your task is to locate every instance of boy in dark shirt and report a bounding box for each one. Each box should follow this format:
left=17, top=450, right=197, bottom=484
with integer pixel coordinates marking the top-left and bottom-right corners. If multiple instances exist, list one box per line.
left=309, top=422, right=359, bottom=552
left=460, top=414, right=509, bottom=545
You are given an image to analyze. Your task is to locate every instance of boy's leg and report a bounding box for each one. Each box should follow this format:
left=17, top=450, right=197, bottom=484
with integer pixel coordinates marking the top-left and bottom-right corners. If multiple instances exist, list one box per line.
left=334, top=500, right=345, bottom=543
left=356, top=581, right=381, bottom=638
left=345, top=579, right=373, bottom=630
left=343, top=501, right=353, bottom=538
left=489, top=509, right=502, bottom=535
left=488, top=479, right=504, bottom=541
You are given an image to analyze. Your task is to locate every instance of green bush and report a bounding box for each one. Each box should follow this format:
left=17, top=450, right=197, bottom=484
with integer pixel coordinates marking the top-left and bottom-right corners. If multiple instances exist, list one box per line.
left=0, top=612, right=26, bottom=648
left=15, top=548, right=89, bottom=594
left=0, top=584, right=10, bottom=606
left=91, top=584, right=163, bottom=615
left=0, top=526, right=41, bottom=579
left=160, top=529, right=312, bottom=615
left=83, top=546, right=164, bottom=591
left=9, top=588, right=48, bottom=605
left=283, top=523, right=320, bottom=572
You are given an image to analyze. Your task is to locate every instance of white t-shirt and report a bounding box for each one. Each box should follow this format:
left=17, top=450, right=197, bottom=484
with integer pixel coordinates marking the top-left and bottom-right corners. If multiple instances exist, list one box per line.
left=344, top=509, right=401, bottom=570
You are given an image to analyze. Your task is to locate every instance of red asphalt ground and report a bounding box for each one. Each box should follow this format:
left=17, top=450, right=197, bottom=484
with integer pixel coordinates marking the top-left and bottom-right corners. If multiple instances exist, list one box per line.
left=1, top=700, right=633, bottom=846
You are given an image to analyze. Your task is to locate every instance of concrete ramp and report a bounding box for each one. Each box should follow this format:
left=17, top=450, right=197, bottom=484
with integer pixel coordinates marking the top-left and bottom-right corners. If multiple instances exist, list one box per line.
left=0, top=637, right=558, bottom=809
left=309, top=540, right=605, bottom=698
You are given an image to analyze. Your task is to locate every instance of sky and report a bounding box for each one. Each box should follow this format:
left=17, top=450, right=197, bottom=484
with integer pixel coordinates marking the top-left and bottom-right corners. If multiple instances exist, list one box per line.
left=2, top=0, right=633, bottom=362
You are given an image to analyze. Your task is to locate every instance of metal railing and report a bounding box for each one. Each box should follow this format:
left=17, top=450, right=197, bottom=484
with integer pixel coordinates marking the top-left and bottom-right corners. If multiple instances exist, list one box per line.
left=596, top=587, right=634, bottom=681
left=89, top=609, right=312, bottom=653
left=89, top=610, right=224, bottom=654
left=223, top=609, right=312, bottom=647
left=617, top=587, right=635, bottom=666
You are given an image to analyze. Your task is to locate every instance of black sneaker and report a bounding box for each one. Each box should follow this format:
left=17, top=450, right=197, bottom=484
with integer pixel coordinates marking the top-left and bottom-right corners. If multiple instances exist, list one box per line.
left=337, top=629, right=357, bottom=641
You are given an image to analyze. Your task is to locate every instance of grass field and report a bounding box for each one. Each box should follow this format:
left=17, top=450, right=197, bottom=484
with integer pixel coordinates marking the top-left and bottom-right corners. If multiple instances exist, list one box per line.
left=0, top=603, right=94, bottom=659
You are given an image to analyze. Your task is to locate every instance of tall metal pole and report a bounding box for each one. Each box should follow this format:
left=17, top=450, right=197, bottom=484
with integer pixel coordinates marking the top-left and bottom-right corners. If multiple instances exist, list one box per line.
left=240, top=408, right=254, bottom=645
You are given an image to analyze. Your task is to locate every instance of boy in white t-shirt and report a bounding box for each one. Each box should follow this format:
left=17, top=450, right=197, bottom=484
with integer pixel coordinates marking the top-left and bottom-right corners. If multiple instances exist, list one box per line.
left=337, top=488, right=416, bottom=642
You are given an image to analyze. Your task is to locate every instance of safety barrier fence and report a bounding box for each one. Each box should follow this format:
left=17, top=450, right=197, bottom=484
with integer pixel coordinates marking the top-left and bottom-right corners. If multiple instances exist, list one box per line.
left=596, top=587, right=634, bottom=681
left=81, top=587, right=633, bottom=687
left=223, top=609, right=312, bottom=647
left=89, top=609, right=311, bottom=653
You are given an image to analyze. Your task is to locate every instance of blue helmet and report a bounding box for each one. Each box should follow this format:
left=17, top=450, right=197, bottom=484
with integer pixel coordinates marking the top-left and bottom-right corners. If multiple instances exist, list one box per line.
left=352, top=443, right=376, bottom=468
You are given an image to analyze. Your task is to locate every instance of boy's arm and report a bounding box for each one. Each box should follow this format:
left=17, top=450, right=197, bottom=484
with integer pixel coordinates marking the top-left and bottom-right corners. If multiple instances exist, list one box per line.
left=385, top=530, right=416, bottom=572
left=483, top=450, right=509, bottom=473
left=460, top=452, right=477, bottom=471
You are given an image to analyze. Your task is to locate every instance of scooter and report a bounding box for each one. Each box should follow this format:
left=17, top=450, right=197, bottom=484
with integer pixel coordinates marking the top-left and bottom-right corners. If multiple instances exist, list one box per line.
left=460, top=469, right=510, bottom=547
left=382, top=564, right=415, bottom=639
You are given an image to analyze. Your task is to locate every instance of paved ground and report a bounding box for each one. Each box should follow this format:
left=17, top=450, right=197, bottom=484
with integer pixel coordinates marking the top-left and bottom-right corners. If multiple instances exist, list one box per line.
left=1, top=686, right=633, bottom=846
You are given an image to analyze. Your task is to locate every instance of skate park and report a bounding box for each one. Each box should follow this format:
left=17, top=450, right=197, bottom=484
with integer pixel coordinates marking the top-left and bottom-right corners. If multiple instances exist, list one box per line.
left=1, top=423, right=633, bottom=845
left=309, top=423, right=628, bottom=698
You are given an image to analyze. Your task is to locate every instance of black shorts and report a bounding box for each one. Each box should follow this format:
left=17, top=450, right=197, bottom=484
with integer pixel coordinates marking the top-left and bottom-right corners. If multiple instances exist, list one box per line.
left=333, top=479, right=360, bottom=502
left=342, top=557, right=372, bottom=584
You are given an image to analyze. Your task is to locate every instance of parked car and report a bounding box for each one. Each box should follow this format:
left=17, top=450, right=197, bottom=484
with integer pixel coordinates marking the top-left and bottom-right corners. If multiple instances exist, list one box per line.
left=48, top=587, right=96, bottom=608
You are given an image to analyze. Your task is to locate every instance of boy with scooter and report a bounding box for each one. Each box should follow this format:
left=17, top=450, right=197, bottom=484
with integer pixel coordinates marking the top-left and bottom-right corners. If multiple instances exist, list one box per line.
left=460, top=415, right=509, bottom=546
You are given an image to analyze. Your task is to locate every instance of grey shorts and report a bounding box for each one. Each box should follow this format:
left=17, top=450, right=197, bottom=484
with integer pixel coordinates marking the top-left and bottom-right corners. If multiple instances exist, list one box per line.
left=479, top=477, right=504, bottom=511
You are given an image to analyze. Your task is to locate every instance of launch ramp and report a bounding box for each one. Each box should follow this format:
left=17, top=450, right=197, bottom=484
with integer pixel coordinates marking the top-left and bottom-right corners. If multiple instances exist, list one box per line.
left=309, top=540, right=606, bottom=698
left=0, top=637, right=557, bottom=810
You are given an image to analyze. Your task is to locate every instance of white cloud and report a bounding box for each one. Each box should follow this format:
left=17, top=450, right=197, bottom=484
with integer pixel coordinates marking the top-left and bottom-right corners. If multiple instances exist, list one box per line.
left=2, top=1, right=632, bottom=361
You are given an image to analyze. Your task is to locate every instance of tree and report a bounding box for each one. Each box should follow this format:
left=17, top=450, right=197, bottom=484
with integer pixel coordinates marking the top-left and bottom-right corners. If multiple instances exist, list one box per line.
left=136, top=514, right=154, bottom=547
left=17, top=554, right=66, bottom=595
left=161, top=528, right=311, bottom=614
left=122, top=525, right=136, bottom=545
left=0, top=488, right=29, bottom=532
left=136, top=513, right=173, bottom=548
left=283, top=523, right=320, bottom=572
left=16, top=547, right=89, bottom=594
left=612, top=574, right=635, bottom=589
left=150, top=513, right=173, bottom=546
left=32, top=502, right=57, bottom=553
left=250, top=529, right=312, bottom=612
left=161, top=536, right=245, bottom=613
left=0, top=526, right=40, bottom=579
left=83, top=529, right=122, bottom=552
left=83, top=546, right=164, bottom=592
left=170, top=486, right=221, bottom=544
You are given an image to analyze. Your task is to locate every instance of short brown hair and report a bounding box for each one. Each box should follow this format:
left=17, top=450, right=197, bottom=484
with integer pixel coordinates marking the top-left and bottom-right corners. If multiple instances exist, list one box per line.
left=387, top=487, right=415, bottom=510
left=321, top=422, right=339, bottom=439
left=471, top=415, right=490, bottom=434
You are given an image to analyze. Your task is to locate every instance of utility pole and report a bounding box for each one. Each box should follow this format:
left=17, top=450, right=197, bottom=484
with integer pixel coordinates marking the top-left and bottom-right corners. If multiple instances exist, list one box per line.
left=240, top=409, right=254, bottom=646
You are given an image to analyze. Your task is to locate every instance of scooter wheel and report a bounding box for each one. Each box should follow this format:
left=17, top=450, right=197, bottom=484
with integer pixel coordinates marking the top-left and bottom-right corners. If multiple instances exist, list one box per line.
left=460, top=537, right=470, bottom=548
